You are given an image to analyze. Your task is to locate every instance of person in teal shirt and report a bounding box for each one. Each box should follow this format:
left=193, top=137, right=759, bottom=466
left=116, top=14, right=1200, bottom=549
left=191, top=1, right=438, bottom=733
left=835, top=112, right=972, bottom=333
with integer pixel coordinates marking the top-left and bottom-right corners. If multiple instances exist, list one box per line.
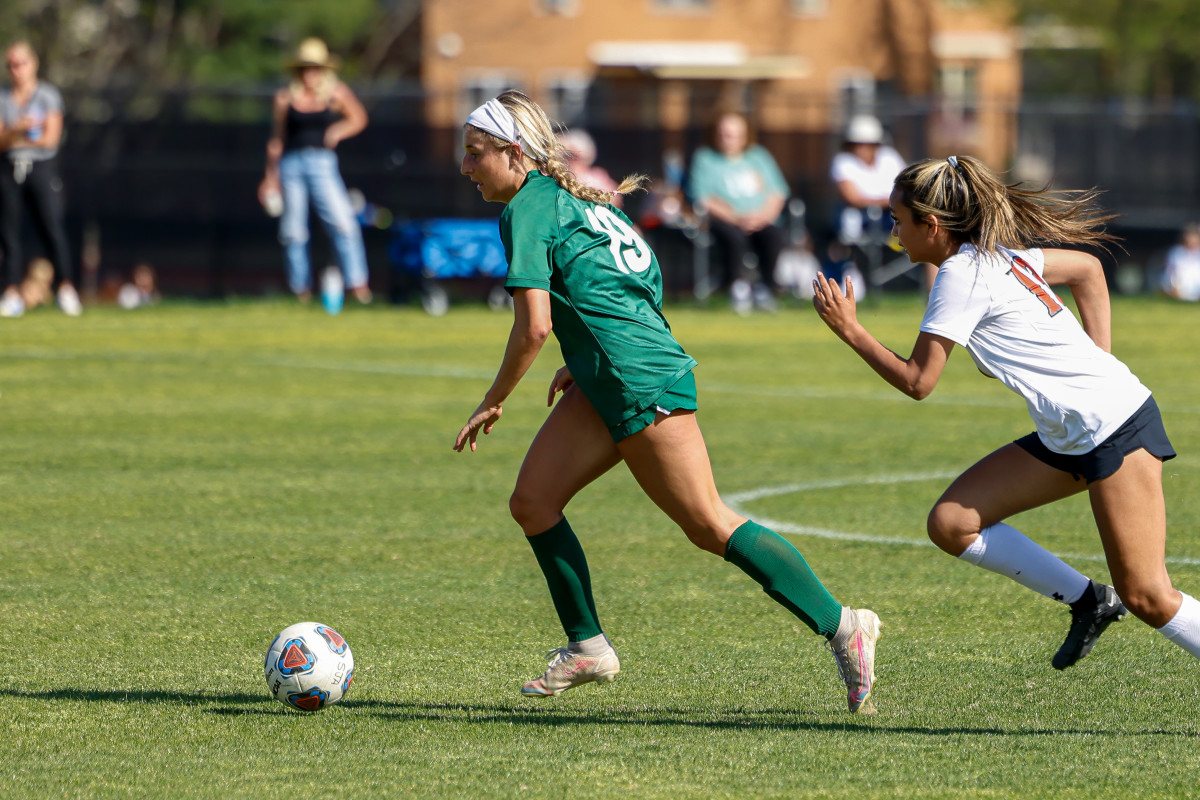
left=454, top=90, right=881, bottom=713
left=688, top=111, right=790, bottom=311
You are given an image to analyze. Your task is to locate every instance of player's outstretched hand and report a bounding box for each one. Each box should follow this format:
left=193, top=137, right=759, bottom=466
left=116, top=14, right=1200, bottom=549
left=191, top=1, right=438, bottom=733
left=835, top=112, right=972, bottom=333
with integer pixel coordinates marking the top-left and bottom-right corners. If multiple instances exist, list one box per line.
left=454, top=401, right=503, bottom=452
left=547, top=366, right=574, bottom=406
left=812, top=271, right=858, bottom=337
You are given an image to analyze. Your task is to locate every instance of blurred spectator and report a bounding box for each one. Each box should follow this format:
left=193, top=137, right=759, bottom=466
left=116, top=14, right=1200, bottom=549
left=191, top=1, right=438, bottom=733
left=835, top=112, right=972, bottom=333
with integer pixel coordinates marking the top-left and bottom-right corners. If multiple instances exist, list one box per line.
left=687, top=110, right=789, bottom=313
left=1161, top=222, right=1200, bottom=301
left=558, top=129, right=621, bottom=207
left=830, top=115, right=935, bottom=294
left=258, top=37, right=372, bottom=306
left=117, top=262, right=160, bottom=309
left=0, top=40, right=80, bottom=318
left=19, top=256, right=52, bottom=309
left=831, top=115, right=904, bottom=244
left=773, top=230, right=822, bottom=299
left=820, top=240, right=866, bottom=298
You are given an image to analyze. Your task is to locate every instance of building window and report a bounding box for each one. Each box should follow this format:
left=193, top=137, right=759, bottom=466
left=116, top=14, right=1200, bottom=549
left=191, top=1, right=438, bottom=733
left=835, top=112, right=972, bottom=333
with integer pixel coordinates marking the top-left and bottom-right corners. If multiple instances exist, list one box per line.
left=836, top=71, right=876, bottom=118
left=651, top=0, right=711, bottom=12
left=544, top=74, right=592, bottom=125
left=937, top=65, right=978, bottom=114
left=461, top=73, right=525, bottom=122
left=533, top=0, right=581, bottom=16
left=790, top=0, right=827, bottom=17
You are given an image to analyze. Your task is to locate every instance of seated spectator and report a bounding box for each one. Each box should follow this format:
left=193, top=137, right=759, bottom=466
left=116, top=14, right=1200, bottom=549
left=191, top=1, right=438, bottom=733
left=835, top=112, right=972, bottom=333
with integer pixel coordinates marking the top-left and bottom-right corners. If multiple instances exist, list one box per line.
left=772, top=230, right=822, bottom=299
left=831, top=114, right=934, bottom=294
left=830, top=115, right=905, bottom=245
left=687, top=110, right=789, bottom=312
left=117, top=262, right=160, bottom=309
left=19, top=256, right=53, bottom=309
left=1161, top=222, right=1200, bottom=301
left=558, top=129, right=621, bottom=207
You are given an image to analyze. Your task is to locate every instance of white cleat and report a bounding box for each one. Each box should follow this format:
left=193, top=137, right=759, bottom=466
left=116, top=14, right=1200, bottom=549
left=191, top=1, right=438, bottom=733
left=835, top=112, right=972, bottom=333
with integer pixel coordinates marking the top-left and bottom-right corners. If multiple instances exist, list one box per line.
left=521, top=646, right=620, bottom=697
left=826, top=608, right=881, bottom=714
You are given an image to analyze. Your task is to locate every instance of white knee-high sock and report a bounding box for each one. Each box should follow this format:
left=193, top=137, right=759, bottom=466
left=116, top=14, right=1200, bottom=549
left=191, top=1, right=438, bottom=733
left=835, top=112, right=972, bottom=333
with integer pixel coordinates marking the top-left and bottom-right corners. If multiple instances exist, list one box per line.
left=1158, top=592, right=1200, bottom=658
left=958, top=522, right=1091, bottom=603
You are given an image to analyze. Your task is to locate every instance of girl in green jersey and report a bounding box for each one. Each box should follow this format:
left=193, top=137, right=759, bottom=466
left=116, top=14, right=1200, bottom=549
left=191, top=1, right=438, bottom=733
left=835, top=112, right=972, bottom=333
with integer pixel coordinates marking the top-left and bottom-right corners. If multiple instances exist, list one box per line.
left=454, top=90, right=881, bottom=713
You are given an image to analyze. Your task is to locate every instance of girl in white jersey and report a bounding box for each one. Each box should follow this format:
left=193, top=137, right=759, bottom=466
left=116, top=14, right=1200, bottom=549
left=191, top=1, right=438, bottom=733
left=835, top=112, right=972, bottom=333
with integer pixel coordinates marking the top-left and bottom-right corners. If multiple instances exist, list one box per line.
left=812, top=155, right=1200, bottom=668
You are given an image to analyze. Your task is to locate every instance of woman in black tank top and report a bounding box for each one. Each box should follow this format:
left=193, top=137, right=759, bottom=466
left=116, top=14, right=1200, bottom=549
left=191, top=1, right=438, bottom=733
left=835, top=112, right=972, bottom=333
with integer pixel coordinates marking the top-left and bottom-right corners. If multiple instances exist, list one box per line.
left=259, top=38, right=371, bottom=306
left=283, top=106, right=340, bottom=152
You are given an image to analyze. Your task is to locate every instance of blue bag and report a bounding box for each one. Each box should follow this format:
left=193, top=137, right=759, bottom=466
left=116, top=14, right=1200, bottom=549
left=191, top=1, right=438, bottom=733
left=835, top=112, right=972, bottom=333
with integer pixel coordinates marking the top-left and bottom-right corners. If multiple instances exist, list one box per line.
left=390, top=219, right=509, bottom=279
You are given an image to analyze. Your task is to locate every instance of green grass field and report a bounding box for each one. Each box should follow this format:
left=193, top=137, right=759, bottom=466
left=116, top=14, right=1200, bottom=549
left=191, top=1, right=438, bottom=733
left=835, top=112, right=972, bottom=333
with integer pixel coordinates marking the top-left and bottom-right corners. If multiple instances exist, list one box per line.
left=2, top=295, right=1197, bottom=799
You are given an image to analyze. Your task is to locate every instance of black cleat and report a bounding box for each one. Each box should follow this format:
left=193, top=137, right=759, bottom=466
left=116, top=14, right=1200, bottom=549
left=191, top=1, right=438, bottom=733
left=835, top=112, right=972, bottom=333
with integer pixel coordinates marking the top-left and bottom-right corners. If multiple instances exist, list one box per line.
left=1052, top=580, right=1127, bottom=670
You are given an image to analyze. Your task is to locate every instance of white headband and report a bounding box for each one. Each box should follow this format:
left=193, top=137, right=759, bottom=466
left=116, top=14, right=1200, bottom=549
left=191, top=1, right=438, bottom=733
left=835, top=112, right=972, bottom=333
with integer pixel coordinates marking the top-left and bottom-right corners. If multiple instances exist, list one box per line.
left=466, top=99, right=522, bottom=146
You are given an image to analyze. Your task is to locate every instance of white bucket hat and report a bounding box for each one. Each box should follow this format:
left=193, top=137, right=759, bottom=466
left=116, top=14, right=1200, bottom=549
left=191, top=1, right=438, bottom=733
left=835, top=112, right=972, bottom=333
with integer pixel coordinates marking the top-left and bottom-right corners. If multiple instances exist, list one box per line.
left=844, top=115, right=884, bottom=144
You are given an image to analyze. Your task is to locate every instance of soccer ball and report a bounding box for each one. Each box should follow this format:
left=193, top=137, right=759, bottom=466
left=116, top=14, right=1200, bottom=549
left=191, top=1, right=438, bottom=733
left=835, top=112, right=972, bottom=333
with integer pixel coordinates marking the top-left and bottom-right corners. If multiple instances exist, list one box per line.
left=263, top=622, right=354, bottom=711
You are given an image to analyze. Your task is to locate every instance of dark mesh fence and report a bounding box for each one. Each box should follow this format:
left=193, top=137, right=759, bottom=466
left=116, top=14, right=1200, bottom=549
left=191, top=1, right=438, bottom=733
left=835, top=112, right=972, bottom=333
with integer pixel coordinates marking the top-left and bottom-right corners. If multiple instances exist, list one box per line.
left=39, top=87, right=1200, bottom=299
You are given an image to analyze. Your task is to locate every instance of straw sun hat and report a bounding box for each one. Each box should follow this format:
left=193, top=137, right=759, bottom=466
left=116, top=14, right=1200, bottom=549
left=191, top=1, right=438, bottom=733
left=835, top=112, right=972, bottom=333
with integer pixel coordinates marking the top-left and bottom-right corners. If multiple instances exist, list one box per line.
left=287, top=37, right=340, bottom=71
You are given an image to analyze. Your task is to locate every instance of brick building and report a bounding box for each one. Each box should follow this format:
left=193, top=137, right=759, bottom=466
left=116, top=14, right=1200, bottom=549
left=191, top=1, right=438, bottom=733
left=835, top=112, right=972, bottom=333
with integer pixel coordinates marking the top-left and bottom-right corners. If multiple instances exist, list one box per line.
left=417, top=0, right=1019, bottom=169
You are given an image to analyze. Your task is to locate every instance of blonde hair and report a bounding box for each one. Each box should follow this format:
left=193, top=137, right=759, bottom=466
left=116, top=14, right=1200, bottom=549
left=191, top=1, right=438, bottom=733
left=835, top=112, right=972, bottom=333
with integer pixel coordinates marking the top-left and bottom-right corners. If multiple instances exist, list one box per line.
left=893, top=156, right=1118, bottom=253
left=7, top=40, right=37, bottom=63
left=289, top=69, right=337, bottom=104
left=469, top=90, right=647, bottom=204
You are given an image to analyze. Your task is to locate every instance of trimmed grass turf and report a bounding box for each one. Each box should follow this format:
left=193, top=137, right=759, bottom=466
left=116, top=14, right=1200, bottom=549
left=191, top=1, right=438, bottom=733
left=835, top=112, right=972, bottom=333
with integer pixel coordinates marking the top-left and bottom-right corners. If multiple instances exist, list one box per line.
left=1, top=295, right=1197, bottom=798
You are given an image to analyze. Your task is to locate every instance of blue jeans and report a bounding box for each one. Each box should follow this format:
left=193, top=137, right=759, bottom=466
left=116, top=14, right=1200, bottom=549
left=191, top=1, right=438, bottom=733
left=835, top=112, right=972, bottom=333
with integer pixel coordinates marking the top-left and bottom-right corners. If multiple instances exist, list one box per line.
left=278, top=148, right=368, bottom=293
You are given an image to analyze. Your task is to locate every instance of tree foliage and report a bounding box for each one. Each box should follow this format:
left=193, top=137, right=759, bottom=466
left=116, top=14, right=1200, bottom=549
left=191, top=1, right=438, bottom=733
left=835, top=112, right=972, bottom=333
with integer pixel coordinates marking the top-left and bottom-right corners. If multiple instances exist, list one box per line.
left=1014, top=0, right=1200, bottom=98
left=0, top=0, right=420, bottom=88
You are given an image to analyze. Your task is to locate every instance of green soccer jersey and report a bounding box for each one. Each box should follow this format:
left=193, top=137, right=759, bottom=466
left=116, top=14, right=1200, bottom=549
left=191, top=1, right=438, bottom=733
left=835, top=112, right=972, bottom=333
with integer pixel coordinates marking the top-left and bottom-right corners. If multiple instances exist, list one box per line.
left=500, top=171, right=697, bottom=427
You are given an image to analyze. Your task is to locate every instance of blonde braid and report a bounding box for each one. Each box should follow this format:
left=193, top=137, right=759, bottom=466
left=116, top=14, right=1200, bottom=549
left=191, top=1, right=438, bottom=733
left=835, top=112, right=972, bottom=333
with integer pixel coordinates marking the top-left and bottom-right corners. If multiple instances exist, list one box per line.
left=495, top=90, right=649, bottom=205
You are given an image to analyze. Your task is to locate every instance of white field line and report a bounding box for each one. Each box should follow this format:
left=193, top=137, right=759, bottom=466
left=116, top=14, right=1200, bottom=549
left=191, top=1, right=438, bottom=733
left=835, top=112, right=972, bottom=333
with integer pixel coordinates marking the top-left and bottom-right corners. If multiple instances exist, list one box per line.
left=6, top=349, right=1198, bottom=563
left=8, top=349, right=1200, bottom=415
left=725, top=472, right=1200, bottom=567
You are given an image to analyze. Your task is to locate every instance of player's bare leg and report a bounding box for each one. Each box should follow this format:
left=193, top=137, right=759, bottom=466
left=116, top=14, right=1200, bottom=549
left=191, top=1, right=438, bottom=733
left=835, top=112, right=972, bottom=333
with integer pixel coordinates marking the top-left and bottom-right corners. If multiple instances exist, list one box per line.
left=1088, top=448, right=1179, bottom=627
left=615, top=409, right=743, bottom=555
left=929, top=443, right=1127, bottom=668
left=928, top=443, right=1087, bottom=556
left=509, top=383, right=621, bottom=537
left=511, top=384, right=623, bottom=697
left=618, top=410, right=880, bottom=713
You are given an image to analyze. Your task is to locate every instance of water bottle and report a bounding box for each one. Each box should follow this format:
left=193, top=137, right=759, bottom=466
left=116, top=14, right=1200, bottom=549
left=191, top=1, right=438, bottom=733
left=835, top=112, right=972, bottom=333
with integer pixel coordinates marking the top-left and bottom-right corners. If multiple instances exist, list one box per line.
left=262, top=189, right=283, bottom=217
left=321, top=265, right=344, bottom=315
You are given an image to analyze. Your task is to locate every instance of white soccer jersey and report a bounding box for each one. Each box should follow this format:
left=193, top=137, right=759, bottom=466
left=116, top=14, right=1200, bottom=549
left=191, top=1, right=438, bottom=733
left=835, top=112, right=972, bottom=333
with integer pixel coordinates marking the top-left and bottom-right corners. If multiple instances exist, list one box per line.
left=920, top=244, right=1150, bottom=455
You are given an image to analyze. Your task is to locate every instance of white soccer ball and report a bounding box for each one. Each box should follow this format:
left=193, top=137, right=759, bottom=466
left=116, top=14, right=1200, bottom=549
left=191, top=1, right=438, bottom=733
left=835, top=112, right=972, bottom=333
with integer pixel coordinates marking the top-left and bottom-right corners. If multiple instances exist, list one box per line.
left=263, top=622, right=355, bottom=711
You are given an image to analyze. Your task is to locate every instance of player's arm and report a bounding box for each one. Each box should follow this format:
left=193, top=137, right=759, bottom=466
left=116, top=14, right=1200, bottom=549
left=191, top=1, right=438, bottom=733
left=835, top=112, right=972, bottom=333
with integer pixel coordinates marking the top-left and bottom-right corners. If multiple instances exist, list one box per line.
left=1042, top=248, right=1111, bottom=353
left=454, top=287, right=552, bottom=452
left=812, top=272, right=953, bottom=399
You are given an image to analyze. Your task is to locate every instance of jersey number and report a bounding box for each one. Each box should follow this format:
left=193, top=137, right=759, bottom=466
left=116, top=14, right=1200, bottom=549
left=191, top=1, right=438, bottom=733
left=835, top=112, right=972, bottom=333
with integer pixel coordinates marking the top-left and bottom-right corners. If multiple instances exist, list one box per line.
left=585, top=206, right=651, bottom=274
left=1009, top=255, right=1064, bottom=316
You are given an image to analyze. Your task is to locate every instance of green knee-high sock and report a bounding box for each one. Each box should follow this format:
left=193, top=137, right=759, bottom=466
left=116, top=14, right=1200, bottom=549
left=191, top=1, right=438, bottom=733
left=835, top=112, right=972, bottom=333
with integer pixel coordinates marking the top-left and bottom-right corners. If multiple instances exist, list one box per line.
left=526, top=516, right=604, bottom=642
left=724, top=520, right=843, bottom=638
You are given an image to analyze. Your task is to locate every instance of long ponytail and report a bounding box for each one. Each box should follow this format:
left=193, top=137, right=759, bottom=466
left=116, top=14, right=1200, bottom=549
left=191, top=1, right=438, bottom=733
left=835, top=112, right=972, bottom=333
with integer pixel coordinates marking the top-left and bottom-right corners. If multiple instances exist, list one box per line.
left=893, top=156, right=1118, bottom=252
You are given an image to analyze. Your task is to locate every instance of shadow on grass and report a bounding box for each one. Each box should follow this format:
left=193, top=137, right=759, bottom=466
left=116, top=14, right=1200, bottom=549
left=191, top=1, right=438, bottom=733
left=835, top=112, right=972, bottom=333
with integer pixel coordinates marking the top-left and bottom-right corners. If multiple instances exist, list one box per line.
left=365, top=700, right=1200, bottom=737
left=0, top=687, right=407, bottom=717
left=4, top=689, right=1197, bottom=737
left=0, top=686, right=278, bottom=714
